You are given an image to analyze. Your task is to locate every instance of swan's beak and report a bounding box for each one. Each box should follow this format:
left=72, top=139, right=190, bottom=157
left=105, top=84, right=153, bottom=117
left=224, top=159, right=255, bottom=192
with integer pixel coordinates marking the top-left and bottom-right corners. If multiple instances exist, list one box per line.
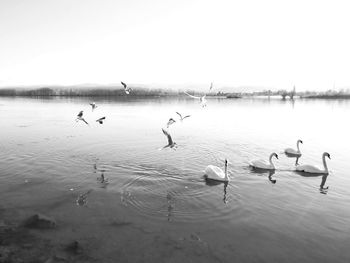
left=328, top=154, right=331, bottom=159
left=276, top=154, right=279, bottom=159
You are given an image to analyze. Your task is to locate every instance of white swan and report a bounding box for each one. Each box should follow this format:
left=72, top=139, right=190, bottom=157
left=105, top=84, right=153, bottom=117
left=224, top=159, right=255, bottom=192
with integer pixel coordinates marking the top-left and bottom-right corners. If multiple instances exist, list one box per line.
left=296, top=152, right=331, bottom=175
left=285, top=139, right=303, bottom=156
left=250, top=153, right=278, bottom=170
left=205, top=159, right=229, bottom=182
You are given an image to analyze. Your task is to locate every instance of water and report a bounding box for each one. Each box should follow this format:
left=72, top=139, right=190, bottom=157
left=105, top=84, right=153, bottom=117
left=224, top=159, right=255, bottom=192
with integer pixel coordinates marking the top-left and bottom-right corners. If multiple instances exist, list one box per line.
left=1, top=96, right=350, bottom=262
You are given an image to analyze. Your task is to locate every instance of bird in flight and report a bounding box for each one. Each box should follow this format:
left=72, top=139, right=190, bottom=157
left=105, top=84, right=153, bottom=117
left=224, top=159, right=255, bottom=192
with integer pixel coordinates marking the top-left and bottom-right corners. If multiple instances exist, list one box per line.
left=89, top=102, right=97, bottom=111
left=167, top=118, right=176, bottom=128
left=160, top=128, right=177, bottom=150
left=121, top=81, right=132, bottom=94
left=96, top=117, right=106, bottom=124
left=176, top=112, right=191, bottom=121
left=76, top=111, right=89, bottom=125
left=184, top=91, right=207, bottom=107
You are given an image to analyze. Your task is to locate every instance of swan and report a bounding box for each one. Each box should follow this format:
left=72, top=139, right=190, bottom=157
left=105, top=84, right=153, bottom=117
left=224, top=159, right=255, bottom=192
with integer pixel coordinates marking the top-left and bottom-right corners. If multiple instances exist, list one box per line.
left=250, top=153, right=278, bottom=170
left=296, top=152, right=331, bottom=175
left=205, top=159, right=229, bottom=182
left=285, top=139, right=303, bottom=156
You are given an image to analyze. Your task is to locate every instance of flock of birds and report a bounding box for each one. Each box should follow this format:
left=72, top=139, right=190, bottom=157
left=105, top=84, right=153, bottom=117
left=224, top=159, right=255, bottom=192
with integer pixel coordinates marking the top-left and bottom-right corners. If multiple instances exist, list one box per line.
left=75, top=81, right=331, bottom=189
left=75, top=81, right=132, bottom=126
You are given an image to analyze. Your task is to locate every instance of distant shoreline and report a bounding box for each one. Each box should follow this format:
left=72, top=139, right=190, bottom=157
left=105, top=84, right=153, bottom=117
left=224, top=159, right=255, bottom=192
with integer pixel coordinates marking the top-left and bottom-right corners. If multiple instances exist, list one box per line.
left=0, top=87, right=350, bottom=100
left=301, top=95, right=350, bottom=99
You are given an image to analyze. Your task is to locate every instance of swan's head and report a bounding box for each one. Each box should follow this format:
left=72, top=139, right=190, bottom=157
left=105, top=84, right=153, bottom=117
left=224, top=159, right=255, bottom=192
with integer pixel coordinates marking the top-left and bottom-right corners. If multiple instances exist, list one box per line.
left=273, top=153, right=279, bottom=159
left=298, top=139, right=303, bottom=144
left=224, top=159, right=228, bottom=166
left=324, top=152, right=331, bottom=159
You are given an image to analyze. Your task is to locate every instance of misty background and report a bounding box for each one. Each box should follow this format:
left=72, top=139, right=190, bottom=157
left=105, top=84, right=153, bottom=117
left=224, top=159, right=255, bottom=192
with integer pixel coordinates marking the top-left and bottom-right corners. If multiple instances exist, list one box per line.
left=1, top=0, right=350, bottom=91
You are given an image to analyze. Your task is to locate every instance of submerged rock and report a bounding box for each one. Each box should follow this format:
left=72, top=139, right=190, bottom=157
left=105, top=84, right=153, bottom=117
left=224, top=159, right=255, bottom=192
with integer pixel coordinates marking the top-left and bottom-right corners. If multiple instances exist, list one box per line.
left=23, top=213, right=56, bottom=229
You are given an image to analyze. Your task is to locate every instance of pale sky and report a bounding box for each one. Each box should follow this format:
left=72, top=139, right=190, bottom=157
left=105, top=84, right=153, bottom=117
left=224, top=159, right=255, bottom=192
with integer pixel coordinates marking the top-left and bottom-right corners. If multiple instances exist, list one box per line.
left=1, top=0, right=350, bottom=91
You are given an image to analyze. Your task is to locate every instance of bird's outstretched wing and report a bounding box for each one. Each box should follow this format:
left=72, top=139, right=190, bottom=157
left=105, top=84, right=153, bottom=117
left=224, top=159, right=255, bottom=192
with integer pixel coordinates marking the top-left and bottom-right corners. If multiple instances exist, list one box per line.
left=78, top=117, right=89, bottom=125
left=121, top=81, right=127, bottom=88
left=184, top=92, right=201, bottom=99
left=96, top=117, right=106, bottom=122
left=176, top=112, right=182, bottom=119
left=162, top=128, right=173, bottom=145
left=183, top=115, right=191, bottom=119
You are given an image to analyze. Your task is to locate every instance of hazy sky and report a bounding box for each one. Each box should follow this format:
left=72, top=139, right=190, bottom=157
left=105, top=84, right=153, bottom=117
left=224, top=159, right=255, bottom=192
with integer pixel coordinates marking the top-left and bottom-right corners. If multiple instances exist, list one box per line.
left=1, top=0, right=350, bottom=91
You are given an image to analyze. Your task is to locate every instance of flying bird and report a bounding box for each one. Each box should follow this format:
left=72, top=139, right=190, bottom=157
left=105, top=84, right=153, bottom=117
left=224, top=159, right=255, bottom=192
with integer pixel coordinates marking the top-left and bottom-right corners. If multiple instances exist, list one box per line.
left=89, top=102, right=97, bottom=111
left=184, top=91, right=207, bottom=107
left=167, top=118, right=176, bottom=128
left=76, top=111, right=89, bottom=125
left=121, top=81, right=132, bottom=94
left=160, top=128, right=177, bottom=150
left=209, top=82, right=213, bottom=91
left=176, top=112, right=191, bottom=121
left=96, top=117, right=106, bottom=124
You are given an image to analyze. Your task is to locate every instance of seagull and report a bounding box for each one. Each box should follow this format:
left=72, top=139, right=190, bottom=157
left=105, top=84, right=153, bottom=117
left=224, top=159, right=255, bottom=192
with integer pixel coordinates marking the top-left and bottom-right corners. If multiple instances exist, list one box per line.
left=160, top=128, right=177, bottom=150
left=96, top=117, right=106, bottom=124
left=121, top=81, right=132, bottom=94
left=209, top=82, right=213, bottom=91
left=176, top=112, right=191, bottom=121
left=167, top=118, right=176, bottom=128
left=76, top=111, right=89, bottom=125
left=184, top=91, right=207, bottom=107
left=89, top=102, right=97, bottom=111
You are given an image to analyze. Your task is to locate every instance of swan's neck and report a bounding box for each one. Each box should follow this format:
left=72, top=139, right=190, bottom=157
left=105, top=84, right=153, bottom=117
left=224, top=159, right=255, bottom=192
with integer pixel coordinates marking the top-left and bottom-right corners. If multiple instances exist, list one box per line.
left=297, top=141, right=301, bottom=152
left=269, top=155, right=275, bottom=168
left=224, top=164, right=228, bottom=180
left=322, top=155, right=329, bottom=173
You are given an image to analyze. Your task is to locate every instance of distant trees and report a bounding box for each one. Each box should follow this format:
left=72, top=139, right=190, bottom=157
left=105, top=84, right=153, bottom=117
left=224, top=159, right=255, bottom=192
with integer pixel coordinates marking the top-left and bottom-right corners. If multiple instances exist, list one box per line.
left=0, top=86, right=349, bottom=98
left=0, top=87, right=183, bottom=97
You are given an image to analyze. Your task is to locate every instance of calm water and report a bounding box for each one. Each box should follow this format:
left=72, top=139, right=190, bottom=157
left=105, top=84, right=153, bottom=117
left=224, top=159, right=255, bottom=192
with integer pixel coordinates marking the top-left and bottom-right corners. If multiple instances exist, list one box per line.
left=1, top=96, right=350, bottom=262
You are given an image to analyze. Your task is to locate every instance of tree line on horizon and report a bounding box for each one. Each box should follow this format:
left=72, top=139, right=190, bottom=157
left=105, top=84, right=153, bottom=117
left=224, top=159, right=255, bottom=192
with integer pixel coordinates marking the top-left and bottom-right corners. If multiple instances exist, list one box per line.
left=0, top=86, right=349, bottom=98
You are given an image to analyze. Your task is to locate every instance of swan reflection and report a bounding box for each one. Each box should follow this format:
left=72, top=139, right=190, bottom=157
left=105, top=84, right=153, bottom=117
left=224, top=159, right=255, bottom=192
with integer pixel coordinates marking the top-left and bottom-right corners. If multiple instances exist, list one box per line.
left=319, top=174, right=330, bottom=194
left=205, top=179, right=229, bottom=204
left=251, top=167, right=277, bottom=184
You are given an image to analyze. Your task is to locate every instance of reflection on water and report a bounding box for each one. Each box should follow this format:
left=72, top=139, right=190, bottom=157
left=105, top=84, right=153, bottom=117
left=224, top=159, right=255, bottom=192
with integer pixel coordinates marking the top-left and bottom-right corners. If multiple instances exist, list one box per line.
left=76, top=189, right=92, bottom=206
left=204, top=178, right=229, bottom=204
left=320, top=174, right=330, bottom=194
left=250, top=167, right=277, bottom=184
left=268, top=171, right=277, bottom=184
left=1, top=96, right=350, bottom=262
